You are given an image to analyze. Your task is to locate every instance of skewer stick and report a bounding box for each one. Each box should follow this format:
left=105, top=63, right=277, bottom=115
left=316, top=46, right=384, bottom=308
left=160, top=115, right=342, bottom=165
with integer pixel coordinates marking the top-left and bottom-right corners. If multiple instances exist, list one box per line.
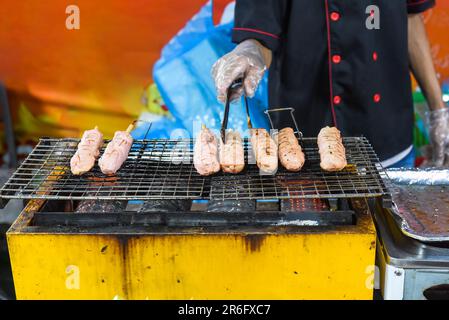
left=125, top=123, right=135, bottom=133
left=201, top=123, right=206, bottom=130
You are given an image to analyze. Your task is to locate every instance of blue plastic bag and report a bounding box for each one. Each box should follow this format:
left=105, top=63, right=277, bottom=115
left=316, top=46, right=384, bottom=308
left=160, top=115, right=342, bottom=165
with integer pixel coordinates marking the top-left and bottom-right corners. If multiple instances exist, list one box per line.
left=131, top=115, right=184, bottom=140
left=153, top=0, right=269, bottom=139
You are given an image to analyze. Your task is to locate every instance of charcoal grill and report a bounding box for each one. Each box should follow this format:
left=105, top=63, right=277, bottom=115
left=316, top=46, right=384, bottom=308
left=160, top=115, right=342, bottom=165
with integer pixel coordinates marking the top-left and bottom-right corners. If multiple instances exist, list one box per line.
left=0, top=136, right=390, bottom=205
left=0, top=133, right=392, bottom=229
left=1, top=114, right=388, bottom=299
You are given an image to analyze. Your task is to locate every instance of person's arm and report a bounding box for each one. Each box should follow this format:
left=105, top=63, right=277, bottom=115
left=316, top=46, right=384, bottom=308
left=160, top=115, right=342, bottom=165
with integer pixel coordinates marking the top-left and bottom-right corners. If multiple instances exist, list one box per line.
left=407, top=13, right=444, bottom=111
left=211, top=39, right=270, bottom=103
left=256, top=40, right=272, bottom=68
left=408, top=11, right=449, bottom=167
left=212, top=0, right=287, bottom=103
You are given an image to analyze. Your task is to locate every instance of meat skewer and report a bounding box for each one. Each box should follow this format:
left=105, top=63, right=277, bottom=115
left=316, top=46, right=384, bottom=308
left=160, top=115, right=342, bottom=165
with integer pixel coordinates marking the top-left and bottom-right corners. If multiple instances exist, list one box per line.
left=250, top=128, right=278, bottom=174
left=98, top=124, right=134, bottom=175
left=317, top=126, right=347, bottom=171
left=70, top=126, right=104, bottom=175
left=193, top=126, right=221, bottom=176
left=278, top=127, right=305, bottom=171
left=219, top=130, right=245, bottom=174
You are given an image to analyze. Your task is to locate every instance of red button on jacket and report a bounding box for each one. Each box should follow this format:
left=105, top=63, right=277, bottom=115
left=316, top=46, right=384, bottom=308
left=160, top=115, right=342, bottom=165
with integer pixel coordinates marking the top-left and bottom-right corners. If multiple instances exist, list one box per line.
left=332, top=55, right=341, bottom=64
left=333, top=96, right=342, bottom=105
left=330, top=12, right=340, bottom=21
left=374, top=94, right=381, bottom=103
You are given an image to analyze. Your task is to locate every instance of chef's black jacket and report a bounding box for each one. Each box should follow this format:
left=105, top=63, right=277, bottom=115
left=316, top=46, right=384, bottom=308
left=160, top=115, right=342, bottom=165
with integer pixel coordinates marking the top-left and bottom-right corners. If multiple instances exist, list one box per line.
left=232, top=0, right=436, bottom=161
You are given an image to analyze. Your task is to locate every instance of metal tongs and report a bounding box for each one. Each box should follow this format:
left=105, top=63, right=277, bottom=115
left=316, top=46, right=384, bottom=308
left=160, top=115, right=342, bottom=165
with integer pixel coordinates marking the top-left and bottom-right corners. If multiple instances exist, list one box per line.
left=221, top=79, right=253, bottom=142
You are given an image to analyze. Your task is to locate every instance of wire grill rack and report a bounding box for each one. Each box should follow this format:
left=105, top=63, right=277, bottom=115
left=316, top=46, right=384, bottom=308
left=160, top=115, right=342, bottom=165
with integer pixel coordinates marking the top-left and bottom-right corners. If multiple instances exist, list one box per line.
left=0, top=137, right=390, bottom=204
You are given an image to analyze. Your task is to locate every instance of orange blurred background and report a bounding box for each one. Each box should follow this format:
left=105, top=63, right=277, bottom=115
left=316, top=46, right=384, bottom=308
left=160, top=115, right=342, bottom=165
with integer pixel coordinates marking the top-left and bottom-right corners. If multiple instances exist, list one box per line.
left=0, top=0, right=208, bottom=141
left=0, top=0, right=448, bottom=145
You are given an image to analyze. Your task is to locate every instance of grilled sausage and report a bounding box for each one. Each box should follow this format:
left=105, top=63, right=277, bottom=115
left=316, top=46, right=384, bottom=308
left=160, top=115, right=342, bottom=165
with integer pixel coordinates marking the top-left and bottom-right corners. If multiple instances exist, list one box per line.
left=250, top=128, right=278, bottom=173
left=98, top=130, right=133, bottom=175
left=317, top=126, right=347, bottom=171
left=70, top=127, right=103, bottom=175
left=219, top=130, right=245, bottom=174
left=193, top=127, right=220, bottom=176
left=278, top=127, right=305, bottom=171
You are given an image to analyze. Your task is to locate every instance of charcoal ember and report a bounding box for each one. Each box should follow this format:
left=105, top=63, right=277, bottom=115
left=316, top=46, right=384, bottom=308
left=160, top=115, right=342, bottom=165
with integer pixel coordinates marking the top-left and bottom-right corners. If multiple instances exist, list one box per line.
left=281, top=198, right=328, bottom=212
left=75, top=200, right=127, bottom=213
left=206, top=200, right=256, bottom=213
left=139, top=200, right=192, bottom=213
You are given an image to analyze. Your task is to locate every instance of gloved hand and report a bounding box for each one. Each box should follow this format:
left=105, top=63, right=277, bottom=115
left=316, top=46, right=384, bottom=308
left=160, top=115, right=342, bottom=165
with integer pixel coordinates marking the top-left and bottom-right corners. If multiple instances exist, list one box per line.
left=427, top=107, right=449, bottom=167
left=212, top=39, right=267, bottom=103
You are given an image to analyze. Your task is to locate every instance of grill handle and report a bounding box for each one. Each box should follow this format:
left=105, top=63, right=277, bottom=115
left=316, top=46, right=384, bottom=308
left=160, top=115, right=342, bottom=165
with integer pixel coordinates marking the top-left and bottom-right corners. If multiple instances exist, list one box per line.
left=264, top=107, right=303, bottom=140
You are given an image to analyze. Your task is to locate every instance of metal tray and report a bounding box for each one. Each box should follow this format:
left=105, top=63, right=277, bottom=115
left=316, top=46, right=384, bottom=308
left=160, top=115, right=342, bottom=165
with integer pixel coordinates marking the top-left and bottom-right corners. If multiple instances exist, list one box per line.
left=387, top=169, right=449, bottom=242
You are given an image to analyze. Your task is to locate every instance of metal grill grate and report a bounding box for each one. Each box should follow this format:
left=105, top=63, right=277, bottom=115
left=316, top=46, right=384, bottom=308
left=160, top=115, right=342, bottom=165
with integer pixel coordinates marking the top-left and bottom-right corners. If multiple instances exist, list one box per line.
left=210, top=137, right=389, bottom=200
left=0, top=136, right=390, bottom=203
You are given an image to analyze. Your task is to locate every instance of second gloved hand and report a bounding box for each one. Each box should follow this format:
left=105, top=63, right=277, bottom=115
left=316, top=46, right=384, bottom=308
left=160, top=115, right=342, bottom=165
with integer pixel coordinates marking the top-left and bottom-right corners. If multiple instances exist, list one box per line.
left=212, top=39, right=268, bottom=103
left=427, top=107, right=449, bottom=167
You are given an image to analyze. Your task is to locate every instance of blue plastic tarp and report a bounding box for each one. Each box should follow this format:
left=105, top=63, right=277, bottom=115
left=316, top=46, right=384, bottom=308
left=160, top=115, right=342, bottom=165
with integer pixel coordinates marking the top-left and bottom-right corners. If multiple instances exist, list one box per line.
left=152, top=0, right=269, bottom=139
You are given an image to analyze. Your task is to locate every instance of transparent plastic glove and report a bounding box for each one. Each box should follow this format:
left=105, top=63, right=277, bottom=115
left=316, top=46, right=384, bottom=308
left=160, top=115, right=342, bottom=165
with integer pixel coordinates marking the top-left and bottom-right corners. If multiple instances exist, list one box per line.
left=426, top=107, right=449, bottom=167
left=212, top=39, right=267, bottom=103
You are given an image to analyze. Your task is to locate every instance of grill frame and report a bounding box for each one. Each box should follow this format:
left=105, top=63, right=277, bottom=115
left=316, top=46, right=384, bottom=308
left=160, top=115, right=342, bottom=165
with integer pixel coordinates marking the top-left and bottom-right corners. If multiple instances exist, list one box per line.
left=0, top=136, right=391, bottom=206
